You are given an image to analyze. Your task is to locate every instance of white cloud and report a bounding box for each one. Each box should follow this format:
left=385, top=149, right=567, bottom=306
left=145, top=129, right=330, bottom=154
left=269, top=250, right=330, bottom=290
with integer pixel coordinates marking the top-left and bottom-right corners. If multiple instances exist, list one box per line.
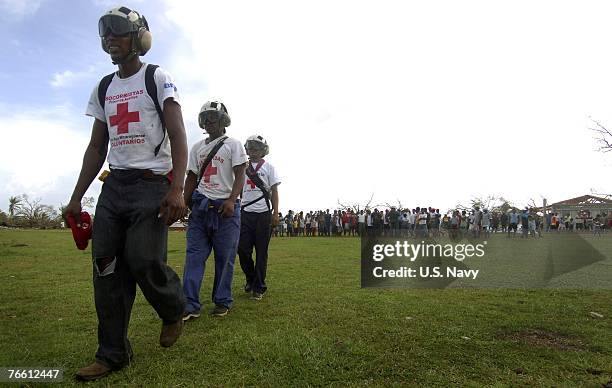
left=0, top=0, right=44, bottom=20
left=91, top=0, right=145, bottom=9
left=0, top=106, right=102, bottom=211
left=50, top=70, right=76, bottom=88
left=50, top=66, right=96, bottom=88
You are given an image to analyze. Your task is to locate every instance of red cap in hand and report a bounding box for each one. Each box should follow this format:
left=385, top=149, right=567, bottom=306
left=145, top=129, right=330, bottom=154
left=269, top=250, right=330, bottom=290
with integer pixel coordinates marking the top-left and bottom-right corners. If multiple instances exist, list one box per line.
left=66, top=211, right=92, bottom=250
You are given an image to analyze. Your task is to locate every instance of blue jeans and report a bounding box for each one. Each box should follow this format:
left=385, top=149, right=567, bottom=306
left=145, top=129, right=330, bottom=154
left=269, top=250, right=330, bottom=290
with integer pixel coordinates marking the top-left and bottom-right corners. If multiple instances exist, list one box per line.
left=183, top=192, right=240, bottom=312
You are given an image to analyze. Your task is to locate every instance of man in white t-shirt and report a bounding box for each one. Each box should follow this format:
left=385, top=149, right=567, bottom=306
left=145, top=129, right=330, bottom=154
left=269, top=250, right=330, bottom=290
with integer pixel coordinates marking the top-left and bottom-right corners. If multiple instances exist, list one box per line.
left=472, top=206, right=483, bottom=238
left=358, top=210, right=366, bottom=236
left=481, top=209, right=491, bottom=238
left=182, top=100, right=247, bottom=320
left=63, top=7, right=188, bottom=381
left=237, top=135, right=281, bottom=300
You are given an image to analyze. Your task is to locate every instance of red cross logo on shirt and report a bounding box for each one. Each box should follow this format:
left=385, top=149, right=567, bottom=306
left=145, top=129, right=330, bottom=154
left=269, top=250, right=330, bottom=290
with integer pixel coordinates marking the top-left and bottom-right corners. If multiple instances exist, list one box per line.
left=202, top=163, right=218, bottom=183
left=109, top=102, right=140, bottom=135
left=246, top=179, right=256, bottom=189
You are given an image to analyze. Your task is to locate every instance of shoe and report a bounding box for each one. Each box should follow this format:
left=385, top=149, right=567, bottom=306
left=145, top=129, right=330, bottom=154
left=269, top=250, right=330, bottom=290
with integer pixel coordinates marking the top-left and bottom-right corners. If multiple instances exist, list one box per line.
left=251, top=292, right=263, bottom=301
left=182, top=310, right=201, bottom=322
left=244, top=283, right=252, bottom=293
left=211, top=305, right=229, bottom=317
left=75, top=361, right=112, bottom=381
left=159, top=319, right=183, bottom=347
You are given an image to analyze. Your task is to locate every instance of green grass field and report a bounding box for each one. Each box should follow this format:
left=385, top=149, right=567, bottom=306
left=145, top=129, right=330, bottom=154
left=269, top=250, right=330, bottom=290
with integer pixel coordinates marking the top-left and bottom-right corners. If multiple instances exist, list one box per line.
left=1, top=230, right=611, bottom=387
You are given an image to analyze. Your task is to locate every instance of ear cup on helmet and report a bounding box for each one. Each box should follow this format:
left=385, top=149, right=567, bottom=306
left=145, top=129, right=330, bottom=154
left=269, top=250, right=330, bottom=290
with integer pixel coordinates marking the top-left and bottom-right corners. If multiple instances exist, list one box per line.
left=220, top=103, right=231, bottom=127
left=222, top=114, right=231, bottom=127
left=137, top=28, right=152, bottom=55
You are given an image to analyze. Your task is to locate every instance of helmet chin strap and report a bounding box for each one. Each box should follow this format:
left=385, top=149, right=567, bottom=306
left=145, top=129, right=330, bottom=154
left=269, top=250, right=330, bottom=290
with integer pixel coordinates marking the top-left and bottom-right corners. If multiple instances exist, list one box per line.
left=110, top=34, right=139, bottom=65
left=111, top=50, right=137, bottom=65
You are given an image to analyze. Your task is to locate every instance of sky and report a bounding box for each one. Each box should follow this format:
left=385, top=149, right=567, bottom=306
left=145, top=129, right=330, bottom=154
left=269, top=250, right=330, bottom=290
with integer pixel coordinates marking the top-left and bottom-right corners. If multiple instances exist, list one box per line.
left=0, top=0, right=611, bottom=214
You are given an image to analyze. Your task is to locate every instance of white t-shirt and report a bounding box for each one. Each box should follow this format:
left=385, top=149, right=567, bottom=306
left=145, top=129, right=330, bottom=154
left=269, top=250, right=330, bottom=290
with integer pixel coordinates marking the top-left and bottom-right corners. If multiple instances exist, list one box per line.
left=408, top=213, right=416, bottom=224
left=241, top=159, right=281, bottom=213
left=481, top=214, right=491, bottom=226
left=188, top=136, right=247, bottom=200
left=86, top=63, right=180, bottom=174
left=418, top=213, right=428, bottom=225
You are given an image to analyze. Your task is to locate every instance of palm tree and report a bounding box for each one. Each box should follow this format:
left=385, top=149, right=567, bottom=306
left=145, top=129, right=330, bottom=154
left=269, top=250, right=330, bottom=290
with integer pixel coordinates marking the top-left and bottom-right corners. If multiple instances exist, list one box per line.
left=8, top=196, right=21, bottom=219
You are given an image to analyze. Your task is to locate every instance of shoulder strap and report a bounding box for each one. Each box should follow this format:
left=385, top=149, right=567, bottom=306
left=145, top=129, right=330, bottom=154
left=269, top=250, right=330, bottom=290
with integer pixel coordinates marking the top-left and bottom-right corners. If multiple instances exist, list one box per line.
left=98, top=72, right=115, bottom=110
left=144, top=64, right=167, bottom=156
left=196, top=136, right=228, bottom=186
left=242, top=161, right=271, bottom=210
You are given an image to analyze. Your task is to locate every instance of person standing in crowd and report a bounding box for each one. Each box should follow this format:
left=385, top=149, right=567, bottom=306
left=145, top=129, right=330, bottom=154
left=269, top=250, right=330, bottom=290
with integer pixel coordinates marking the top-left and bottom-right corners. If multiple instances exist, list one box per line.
left=491, top=212, right=499, bottom=233
left=545, top=211, right=552, bottom=232
left=409, top=209, right=417, bottom=237
left=323, top=209, right=331, bottom=236
left=389, top=207, right=400, bottom=237
left=342, top=211, right=350, bottom=236
left=481, top=209, right=491, bottom=238
left=305, top=211, right=312, bottom=236
left=285, top=210, right=294, bottom=237
left=276, top=212, right=284, bottom=237
left=508, top=209, right=519, bottom=237
left=350, top=210, right=358, bottom=236
left=311, top=211, right=318, bottom=236
left=528, top=213, right=539, bottom=238
left=358, top=210, right=366, bottom=236
left=593, top=214, right=603, bottom=236
left=460, top=210, right=469, bottom=238
left=416, top=207, right=428, bottom=238
left=520, top=209, right=530, bottom=238
left=500, top=211, right=508, bottom=233
left=450, top=210, right=461, bottom=240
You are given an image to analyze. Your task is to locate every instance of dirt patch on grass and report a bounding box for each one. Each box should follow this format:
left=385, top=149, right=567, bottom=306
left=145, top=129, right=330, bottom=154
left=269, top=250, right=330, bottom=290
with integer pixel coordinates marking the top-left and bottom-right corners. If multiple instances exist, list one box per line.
left=504, top=329, right=586, bottom=351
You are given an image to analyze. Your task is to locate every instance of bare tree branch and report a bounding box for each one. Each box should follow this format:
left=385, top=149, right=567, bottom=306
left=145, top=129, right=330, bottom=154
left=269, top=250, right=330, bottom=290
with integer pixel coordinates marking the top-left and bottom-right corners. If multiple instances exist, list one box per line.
left=337, top=193, right=375, bottom=212
left=588, top=116, right=612, bottom=153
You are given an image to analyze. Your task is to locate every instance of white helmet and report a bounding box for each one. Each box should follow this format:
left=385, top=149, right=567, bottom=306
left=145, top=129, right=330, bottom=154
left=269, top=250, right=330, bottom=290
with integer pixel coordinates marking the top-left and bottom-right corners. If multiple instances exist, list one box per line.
left=198, top=100, right=231, bottom=128
left=99, top=6, right=152, bottom=58
left=245, top=135, right=269, bottom=156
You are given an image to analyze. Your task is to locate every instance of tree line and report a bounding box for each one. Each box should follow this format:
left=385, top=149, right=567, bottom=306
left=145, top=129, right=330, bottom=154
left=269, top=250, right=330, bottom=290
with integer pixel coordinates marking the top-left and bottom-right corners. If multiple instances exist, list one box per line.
left=0, top=195, right=95, bottom=229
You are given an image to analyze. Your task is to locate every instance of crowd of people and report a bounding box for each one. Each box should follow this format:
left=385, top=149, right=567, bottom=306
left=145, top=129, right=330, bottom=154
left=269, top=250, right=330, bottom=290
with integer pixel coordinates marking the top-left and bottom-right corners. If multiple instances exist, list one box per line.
left=274, top=207, right=611, bottom=239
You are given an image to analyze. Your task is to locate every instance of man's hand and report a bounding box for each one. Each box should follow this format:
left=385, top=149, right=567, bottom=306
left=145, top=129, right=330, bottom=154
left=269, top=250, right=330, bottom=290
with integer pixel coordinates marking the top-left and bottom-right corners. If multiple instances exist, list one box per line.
left=63, top=199, right=83, bottom=226
left=158, top=187, right=187, bottom=226
left=271, top=212, right=280, bottom=227
left=219, top=199, right=235, bottom=218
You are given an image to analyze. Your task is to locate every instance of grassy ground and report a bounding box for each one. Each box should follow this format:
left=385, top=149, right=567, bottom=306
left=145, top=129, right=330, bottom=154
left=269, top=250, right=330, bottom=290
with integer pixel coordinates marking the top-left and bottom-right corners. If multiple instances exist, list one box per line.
left=0, top=229, right=611, bottom=387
